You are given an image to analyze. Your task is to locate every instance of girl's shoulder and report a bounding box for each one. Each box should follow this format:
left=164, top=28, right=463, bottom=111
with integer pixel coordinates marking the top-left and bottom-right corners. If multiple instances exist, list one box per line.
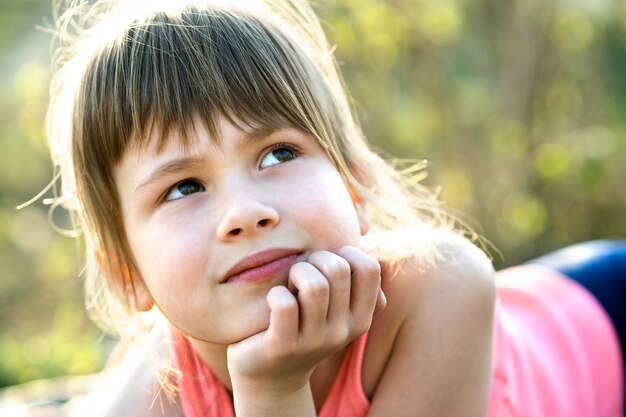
left=361, top=228, right=496, bottom=400
left=363, top=227, right=495, bottom=305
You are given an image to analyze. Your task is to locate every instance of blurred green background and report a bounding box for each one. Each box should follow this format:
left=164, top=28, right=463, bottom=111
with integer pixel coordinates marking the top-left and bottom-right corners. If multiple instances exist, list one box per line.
left=1, top=0, right=625, bottom=389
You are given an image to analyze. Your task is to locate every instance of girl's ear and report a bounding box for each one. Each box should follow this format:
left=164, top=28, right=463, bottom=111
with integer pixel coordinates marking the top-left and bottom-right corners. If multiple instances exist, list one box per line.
left=131, top=275, right=155, bottom=312
left=95, top=250, right=154, bottom=312
left=349, top=186, right=370, bottom=236
left=120, top=263, right=154, bottom=312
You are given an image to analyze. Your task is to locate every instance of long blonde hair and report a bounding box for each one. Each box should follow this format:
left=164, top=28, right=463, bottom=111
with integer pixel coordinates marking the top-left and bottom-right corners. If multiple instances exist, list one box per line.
left=47, top=0, right=461, bottom=340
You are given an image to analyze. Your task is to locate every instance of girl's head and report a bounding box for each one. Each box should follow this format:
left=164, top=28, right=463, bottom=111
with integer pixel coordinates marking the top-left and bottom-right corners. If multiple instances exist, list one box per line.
left=47, top=0, right=452, bottom=335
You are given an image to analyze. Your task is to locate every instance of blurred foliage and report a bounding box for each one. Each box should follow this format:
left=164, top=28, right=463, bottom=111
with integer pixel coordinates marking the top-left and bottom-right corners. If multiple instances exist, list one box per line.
left=0, top=0, right=624, bottom=388
left=317, top=0, right=626, bottom=260
left=0, top=0, right=106, bottom=389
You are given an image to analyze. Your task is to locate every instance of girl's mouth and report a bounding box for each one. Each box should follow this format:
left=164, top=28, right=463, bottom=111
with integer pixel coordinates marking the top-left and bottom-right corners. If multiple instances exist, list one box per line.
left=223, top=248, right=303, bottom=283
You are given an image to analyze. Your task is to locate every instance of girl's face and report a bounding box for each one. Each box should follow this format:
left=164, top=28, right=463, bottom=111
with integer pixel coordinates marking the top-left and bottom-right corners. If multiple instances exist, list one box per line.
left=114, top=115, right=368, bottom=344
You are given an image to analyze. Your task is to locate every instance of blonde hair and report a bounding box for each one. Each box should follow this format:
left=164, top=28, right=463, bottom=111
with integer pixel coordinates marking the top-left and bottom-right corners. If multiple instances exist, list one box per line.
left=47, top=0, right=461, bottom=339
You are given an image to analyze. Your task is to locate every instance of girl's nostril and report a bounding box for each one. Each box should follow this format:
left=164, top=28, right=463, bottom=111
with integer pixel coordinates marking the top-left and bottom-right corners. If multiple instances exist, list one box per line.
left=258, top=219, right=268, bottom=227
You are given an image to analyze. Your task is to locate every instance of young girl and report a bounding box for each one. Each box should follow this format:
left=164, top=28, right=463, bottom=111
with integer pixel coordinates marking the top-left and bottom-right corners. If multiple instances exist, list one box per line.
left=44, top=0, right=623, bottom=416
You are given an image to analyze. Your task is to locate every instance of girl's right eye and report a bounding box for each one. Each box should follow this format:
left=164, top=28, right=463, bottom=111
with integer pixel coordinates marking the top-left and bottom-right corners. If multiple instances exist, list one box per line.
left=164, top=179, right=205, bottom=202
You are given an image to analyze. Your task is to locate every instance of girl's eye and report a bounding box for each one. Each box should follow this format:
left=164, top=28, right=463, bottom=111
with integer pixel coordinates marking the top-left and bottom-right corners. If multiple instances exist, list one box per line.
left=260, top=144, right=298, bottom=169
left=164, top=179, right=205, bottom=201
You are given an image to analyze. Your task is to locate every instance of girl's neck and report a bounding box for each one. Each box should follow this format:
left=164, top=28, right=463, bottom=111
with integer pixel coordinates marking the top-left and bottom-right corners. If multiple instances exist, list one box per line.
left=187, top=338, right=232, bottom=390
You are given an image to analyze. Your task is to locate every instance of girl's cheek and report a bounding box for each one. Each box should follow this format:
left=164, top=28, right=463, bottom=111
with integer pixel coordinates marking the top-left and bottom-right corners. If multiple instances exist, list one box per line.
left=136, top=220, right=205, bottom=275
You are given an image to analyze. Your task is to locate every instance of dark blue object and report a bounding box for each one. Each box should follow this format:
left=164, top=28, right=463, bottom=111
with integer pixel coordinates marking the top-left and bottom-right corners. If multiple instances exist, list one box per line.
left=530, top=240, right=626, bottom=408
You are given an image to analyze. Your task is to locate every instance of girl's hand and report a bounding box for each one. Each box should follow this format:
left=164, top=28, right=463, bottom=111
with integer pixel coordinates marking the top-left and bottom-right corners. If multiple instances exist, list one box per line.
left=227, top=246, right=385, bottom=398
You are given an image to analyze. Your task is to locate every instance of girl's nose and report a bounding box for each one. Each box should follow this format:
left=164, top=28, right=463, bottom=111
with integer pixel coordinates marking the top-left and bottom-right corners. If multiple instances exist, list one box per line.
left=216, top=198, right=279, bottom=240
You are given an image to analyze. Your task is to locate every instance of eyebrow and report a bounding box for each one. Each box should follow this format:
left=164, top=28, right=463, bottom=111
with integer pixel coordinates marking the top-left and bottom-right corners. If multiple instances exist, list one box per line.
left=135, top=156, right=207, bottom=193
left=133, top=127, right=285, bottom=193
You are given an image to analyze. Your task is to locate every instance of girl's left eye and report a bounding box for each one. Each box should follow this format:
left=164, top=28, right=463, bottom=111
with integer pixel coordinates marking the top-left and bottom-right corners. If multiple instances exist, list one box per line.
left=259, top=144, right=299, bottom=169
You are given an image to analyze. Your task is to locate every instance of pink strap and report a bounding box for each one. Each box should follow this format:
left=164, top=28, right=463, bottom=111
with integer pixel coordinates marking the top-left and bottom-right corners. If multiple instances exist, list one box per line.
left=319, top=333, right=370, bottom=417
left=171, top=331, right=235, bottom=417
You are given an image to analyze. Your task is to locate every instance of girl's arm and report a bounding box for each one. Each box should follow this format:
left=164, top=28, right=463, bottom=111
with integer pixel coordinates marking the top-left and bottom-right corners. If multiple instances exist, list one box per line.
left=366, top=231, right=495, bottom=417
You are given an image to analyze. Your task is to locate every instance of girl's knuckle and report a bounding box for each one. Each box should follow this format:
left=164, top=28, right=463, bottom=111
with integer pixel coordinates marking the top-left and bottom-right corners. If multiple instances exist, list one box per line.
left=349, top=254, right=378, bottom=278
left=324, top=257, right=351, bottom=278
left=290, top=261, right=311, bottom=276
left=302, top=278, right=329, bottom=298
left=274, top=298, right=298, bottom=314
left=363, top=257, right=381, bottom=276
left=307, top=251, right=327, bottom=263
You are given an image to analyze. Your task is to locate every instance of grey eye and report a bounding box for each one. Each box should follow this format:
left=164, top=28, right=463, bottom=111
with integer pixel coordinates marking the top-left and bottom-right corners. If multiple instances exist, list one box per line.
left=260, top=146, right=297, bottom=168
left=165, top=179, right=205, bottom=201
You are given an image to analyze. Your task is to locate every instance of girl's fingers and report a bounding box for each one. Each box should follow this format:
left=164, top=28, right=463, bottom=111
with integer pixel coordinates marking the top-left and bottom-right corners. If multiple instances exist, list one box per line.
left=306, top=251, right=351, bottom=329
left=266, top=285, right=299, bottom=345
left=374, top=288, right=388, bottom=315
left=287, top=262, right=330, bottom=339
left=336, top=246, right=382, bottom=335
left=275, top=248, right=381, bottom=351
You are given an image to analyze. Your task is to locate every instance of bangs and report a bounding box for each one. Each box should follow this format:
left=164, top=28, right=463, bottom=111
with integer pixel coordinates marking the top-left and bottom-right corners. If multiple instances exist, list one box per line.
left=79, top=5, right=329, bottom=160
left=48, top=0, right=458, bottom=340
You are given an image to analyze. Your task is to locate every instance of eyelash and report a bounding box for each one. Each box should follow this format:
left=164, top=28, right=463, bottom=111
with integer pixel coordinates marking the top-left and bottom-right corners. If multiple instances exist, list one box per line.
left=160, top=142, right=301, bottom=203
left=260, top=142, right=301, bottom=167
left=162, top=178, right=205, bottom=203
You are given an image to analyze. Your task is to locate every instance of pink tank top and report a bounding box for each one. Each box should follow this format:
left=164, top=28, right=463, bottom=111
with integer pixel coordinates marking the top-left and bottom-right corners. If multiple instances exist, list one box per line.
left=171, top=332, right=369, bottom=417
left=172, top=265, right=623, bottom=416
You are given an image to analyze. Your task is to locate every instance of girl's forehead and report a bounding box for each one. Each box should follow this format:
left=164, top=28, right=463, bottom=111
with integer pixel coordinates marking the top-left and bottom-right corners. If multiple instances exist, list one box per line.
left=129, top=112, right=295, bottom=158
left=129, top=112, right=288, bottom=155
left=116, top=116, right=320, bottom=191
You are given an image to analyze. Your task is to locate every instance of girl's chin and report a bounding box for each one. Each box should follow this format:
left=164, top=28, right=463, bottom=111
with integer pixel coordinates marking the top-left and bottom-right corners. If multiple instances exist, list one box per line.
left=186, top=319, right=271, bottom=346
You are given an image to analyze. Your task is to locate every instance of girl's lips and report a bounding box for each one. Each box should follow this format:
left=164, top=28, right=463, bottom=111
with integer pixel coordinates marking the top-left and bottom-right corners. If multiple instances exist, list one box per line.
left=223, top=248, right=303, bottom=283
